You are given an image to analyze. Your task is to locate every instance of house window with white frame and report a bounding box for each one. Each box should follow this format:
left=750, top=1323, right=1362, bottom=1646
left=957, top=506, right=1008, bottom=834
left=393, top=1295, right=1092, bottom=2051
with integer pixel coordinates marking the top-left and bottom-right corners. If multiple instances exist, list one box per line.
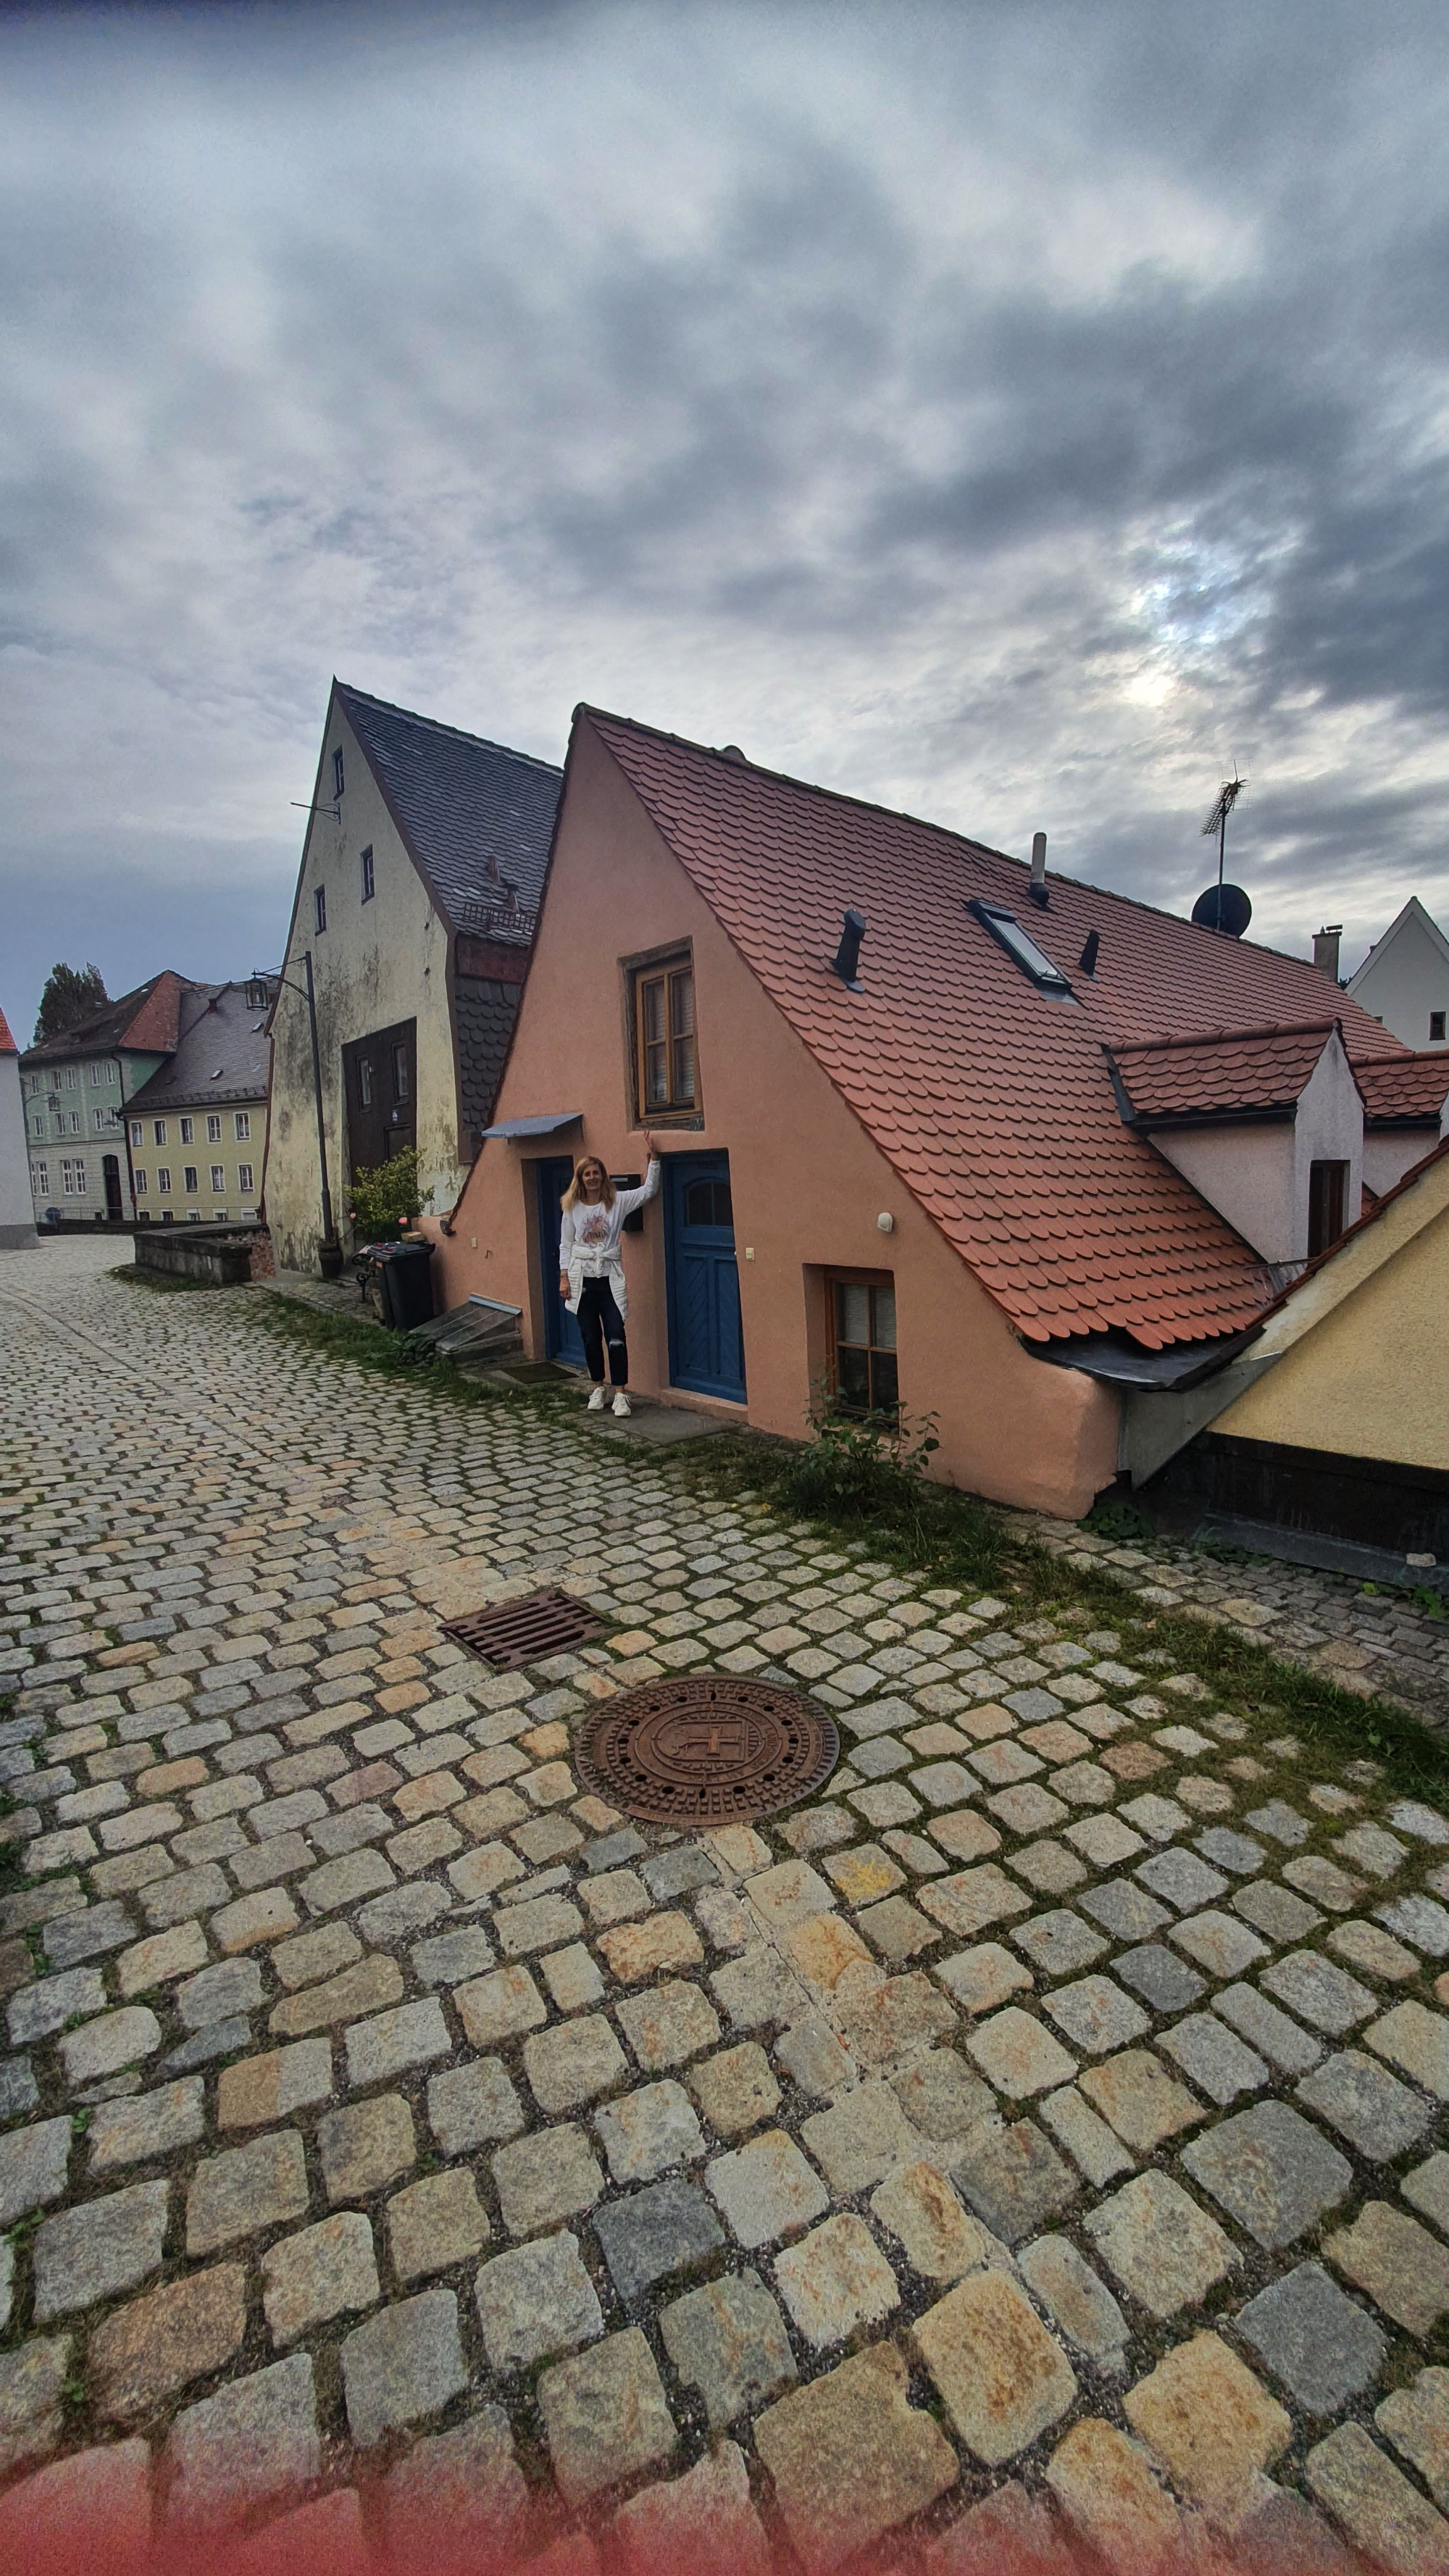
left=238, top=1163, right=254, bottom=1193
left=61, top=1158, right=85, bottom=1195
left=68, top=1111, right=80, bottom=1134
left=180, top=1117, right=193, bottom=1144
left=235, top=1112, right=251, bottom=1140
left=154, top=1120, right=166, bottom=1145
left=130, top=1120, right=142, bottom=1146
left=133, top=1171, right=149, bottom=1196
left=90, top=1062, right=101, bottom=1085
left=156, top=1166, right=172, bottom=1193
left=183, top=1165, right=199, bottom=1193
left=206, top=1114, right=222, bottom=1143
left=210, top=1164, right=225, bottom=1192
left=33, top=1162, right=49, bottom=1197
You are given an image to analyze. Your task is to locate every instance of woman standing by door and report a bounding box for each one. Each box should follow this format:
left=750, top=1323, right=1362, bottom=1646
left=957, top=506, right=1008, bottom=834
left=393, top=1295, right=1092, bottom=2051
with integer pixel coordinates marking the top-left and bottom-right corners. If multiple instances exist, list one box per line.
left=559, top=1138, right=661, bottom=1415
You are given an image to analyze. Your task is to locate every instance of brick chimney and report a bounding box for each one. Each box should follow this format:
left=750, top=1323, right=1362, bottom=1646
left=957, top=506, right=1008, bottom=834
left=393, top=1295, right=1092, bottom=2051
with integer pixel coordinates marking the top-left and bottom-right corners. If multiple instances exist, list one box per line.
left=1313, top=924, right=1342, bottom=981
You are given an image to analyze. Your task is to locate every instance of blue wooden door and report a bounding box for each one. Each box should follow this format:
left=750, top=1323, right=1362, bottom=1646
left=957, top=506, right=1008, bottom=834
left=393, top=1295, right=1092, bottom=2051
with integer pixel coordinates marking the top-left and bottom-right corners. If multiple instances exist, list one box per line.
left=536, top=1158, right=585, bottom=1366
left=665, top=1152, right=746, bottom=1401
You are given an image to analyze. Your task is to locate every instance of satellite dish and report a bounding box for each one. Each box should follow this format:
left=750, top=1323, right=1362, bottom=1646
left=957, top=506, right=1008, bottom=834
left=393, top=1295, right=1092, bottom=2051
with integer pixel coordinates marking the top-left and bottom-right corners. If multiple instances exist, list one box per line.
left=1192, top=883, right=1253, bottom=938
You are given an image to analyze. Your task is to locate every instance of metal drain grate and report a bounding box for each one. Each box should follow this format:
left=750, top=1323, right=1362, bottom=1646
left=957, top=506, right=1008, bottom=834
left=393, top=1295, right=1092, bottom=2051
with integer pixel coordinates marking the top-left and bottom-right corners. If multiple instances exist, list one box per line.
left=442, top=1587, right=605, bottom=1671
left=577, top=1675, right=838, bottom=1825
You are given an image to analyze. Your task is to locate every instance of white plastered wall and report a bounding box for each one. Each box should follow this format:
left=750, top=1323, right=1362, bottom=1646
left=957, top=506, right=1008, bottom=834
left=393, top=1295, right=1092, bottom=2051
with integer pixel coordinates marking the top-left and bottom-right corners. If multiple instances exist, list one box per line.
left=265, top=704, right=462, bottom=1271
left=1151, top=1030, right=1363, bottom=1267
left=1348, top=900, right=1449, bottom=1051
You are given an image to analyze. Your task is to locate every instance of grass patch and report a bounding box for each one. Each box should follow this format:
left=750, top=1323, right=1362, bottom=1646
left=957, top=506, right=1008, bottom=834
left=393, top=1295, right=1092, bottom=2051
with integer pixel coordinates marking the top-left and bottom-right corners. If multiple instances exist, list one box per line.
left=249, top=1290, right=575, bottom=1413
left=680, top=1426, right=1449, bottom=1805
left=110, top=1265, right=211, bottom=1293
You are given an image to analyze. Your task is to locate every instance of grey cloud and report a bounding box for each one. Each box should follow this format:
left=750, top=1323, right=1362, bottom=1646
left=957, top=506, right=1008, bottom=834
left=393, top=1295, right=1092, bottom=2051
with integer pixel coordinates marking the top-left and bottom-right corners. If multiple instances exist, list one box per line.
left=3, top=0, right=1449, bottom=1035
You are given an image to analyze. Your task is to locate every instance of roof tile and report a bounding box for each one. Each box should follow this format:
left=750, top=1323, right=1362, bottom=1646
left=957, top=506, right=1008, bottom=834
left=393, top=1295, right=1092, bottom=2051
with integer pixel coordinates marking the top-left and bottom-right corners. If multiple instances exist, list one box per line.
left=583, top=710, right=1403, bottom=1347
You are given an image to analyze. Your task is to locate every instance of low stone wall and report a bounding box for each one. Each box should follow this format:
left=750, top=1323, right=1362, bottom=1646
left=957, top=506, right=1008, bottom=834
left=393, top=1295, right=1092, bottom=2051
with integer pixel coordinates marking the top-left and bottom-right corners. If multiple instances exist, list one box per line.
left=135, top=1224, right=272, bottom=1287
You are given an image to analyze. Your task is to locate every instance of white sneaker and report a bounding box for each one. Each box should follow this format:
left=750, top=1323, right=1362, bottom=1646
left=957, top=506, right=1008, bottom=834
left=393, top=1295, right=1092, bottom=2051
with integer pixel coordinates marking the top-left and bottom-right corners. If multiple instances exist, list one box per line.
left=612, top=1391, right=632, bottom=1417
left=586, top=1385, right=607, bottom=1410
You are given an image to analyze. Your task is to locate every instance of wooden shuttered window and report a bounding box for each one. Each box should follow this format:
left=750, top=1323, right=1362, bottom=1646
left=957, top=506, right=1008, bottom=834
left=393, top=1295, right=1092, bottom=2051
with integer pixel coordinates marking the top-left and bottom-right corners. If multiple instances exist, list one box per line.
left=635, top=959, right=696, bottom=1114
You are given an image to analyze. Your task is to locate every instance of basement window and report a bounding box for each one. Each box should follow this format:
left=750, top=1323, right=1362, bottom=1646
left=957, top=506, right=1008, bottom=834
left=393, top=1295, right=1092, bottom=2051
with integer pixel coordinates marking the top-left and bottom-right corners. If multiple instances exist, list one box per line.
left=967, top=899, right=1072, bottom=994
left=1308, top=1159, right=1349, bottom=1259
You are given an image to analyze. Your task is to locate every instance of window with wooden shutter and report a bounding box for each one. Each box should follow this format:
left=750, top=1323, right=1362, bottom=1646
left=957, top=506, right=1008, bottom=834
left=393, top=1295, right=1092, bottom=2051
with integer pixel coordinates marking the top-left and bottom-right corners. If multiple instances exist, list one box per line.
left=632, top=956, right=697, bottom=1115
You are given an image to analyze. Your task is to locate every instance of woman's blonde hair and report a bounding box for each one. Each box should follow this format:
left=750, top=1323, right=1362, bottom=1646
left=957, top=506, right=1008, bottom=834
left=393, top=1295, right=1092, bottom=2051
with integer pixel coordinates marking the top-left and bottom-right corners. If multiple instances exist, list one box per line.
left=561, top=1156, right=615, bottom=1212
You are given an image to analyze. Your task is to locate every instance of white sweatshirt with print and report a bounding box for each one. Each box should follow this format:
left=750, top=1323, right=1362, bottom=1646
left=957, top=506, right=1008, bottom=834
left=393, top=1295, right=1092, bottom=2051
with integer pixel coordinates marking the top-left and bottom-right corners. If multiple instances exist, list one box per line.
left=558, top=1158, right=661, bottom=1318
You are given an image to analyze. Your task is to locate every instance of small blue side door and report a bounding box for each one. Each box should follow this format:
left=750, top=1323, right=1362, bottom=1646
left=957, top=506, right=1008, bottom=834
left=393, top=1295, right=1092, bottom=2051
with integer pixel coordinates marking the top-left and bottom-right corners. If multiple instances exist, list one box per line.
left=665, top=1151, right=746, bottom=1401
left=536, top=1158, right=585, bottom=1367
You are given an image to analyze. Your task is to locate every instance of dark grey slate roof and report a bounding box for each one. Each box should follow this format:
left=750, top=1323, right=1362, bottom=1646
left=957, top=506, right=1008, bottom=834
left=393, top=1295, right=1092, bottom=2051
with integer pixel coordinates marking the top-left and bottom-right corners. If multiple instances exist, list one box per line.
left=454, top=978, right=524, bottom=1141
left=337, top=685, right=562, bottom=935
left=124, top=983, right=272, bottom=1113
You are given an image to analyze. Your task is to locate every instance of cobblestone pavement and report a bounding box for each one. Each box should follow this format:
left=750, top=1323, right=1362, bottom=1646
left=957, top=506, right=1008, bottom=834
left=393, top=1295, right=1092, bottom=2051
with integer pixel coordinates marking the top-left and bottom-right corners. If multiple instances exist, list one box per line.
left=4, top=1238, right=1449, bottom=2571
left=1017, top=1514, right=1449, bottom=1735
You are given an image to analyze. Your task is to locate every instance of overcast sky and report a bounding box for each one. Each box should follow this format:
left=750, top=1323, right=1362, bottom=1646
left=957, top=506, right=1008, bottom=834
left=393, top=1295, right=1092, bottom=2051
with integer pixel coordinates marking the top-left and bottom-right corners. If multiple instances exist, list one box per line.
left=4, top=0, right=1449, bottom=1039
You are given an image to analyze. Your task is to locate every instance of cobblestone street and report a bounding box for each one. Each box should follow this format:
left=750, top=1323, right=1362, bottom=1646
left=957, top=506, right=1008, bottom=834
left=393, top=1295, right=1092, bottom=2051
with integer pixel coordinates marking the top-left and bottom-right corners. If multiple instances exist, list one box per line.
left=6, top=1237, right=1449, bottom=2570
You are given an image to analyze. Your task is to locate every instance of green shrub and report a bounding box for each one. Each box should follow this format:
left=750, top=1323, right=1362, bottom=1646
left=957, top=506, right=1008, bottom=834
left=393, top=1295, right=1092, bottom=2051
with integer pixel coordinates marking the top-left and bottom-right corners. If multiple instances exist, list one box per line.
left=347, top=1149, right=426, bottom=1241
left=1082, top=1495, right=1157, bottom=1544
left=775, top=1404, right=940, bottom=1522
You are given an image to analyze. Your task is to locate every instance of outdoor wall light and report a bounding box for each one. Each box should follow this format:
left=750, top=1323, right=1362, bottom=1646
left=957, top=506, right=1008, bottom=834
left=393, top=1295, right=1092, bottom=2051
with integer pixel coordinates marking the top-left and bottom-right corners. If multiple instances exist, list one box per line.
left=877, top=1212, right=895, bottom=1233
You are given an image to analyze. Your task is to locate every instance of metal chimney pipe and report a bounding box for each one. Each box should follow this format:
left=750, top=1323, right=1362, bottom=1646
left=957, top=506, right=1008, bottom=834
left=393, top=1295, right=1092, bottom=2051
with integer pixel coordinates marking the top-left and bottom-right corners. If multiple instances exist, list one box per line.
left=1313, top=924, right=1343, bottom=981
left=1029, top=832, right=1048, bottom=909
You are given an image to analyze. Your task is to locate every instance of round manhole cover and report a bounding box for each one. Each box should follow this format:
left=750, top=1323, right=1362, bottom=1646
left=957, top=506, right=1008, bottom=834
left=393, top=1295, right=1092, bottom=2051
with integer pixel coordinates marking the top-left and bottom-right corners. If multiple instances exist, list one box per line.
left=577, top=1675, right=839, bottom=1825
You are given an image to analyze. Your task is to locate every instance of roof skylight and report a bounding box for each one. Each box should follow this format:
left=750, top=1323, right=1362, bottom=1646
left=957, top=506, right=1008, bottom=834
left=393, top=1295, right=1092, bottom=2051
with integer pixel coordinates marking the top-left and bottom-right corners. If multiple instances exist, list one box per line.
left=968, top=900, right=1073, bottom=995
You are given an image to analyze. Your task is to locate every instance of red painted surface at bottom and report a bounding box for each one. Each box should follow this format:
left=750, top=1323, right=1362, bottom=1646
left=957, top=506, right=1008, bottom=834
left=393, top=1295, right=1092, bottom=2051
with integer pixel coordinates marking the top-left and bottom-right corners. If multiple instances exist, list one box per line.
left=0, top=2462, right=1358, bottom=2576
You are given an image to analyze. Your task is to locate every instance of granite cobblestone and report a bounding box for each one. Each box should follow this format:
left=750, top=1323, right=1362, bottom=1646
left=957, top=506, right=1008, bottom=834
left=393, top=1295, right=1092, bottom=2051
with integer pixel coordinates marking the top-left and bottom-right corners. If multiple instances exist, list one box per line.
left=4, top=1238, right=1449, bottom=2567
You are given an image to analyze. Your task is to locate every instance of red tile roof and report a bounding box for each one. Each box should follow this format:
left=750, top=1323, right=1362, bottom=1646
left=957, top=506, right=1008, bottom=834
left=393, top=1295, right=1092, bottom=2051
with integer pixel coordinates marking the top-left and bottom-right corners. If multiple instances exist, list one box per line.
left=20, top=971, right=187, bottom=1067
left=0, top=1007, right=15, bottom=1057
left=582, top=710, right=1406, bottom=1349
left=1355, top=1055, right=1449, bottom=1123
left=1108, top=1022, right=1346, bottom=1122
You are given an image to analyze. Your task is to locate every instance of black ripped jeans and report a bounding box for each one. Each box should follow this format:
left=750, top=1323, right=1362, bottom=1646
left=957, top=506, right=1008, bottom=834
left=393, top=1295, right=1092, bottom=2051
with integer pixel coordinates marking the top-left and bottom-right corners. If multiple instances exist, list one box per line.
left=577, top=1277, right=630, bottom=1385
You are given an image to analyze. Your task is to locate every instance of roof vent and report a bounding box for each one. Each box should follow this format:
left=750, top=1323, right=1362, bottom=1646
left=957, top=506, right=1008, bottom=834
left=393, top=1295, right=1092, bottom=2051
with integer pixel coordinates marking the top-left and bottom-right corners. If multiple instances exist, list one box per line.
left=831, top=908, right=867, bottom=991
left=1029, top=831, right=1048, bottom=909
left=719, top=744, right=748, bottom=764
left=1080, top=930, right=1101, bottom=976
left=968, top=899, right=1072, bottom=996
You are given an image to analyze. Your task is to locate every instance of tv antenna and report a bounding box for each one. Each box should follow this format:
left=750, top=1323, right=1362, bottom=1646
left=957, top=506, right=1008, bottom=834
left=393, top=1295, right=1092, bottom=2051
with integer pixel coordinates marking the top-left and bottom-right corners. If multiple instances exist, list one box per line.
left=1202, top=769, right=1245, bottom=890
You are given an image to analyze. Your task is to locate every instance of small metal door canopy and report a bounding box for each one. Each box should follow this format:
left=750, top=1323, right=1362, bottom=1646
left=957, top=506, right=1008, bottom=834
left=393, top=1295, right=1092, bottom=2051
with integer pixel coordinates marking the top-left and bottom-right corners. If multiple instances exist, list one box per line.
left=442, top=1588, right=604, bottom=1671
left=577, top=1675, right=838, bottom=1824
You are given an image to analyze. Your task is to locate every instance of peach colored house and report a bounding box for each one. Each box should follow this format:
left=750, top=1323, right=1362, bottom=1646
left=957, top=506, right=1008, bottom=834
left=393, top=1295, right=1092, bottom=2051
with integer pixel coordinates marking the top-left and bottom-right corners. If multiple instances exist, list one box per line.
left=425, top=710, right=1432, bottom=1522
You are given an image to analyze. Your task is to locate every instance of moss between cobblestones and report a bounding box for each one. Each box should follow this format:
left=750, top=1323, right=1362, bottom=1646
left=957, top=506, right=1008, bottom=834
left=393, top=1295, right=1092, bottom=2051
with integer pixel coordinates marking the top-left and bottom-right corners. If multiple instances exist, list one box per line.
left=249, top=1291, right=575, bottom=1412
left=680, top=1433, right=1449, bottom=1804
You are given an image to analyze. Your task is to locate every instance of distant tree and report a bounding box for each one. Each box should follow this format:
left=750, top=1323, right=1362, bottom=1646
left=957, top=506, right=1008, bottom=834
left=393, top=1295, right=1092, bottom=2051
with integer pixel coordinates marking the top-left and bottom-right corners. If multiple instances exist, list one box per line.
left=34, top=962, right=109, bottom=1043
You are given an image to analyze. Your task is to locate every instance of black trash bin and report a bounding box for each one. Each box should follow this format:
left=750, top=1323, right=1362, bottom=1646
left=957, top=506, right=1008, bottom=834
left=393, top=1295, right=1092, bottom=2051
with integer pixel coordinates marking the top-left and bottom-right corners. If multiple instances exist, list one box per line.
left=374, top=1241, right=435, bottom=1331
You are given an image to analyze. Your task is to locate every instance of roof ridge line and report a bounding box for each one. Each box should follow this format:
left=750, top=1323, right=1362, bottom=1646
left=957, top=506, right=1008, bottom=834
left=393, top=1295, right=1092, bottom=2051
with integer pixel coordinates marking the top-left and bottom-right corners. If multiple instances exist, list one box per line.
left=338, top=681, right=562, bottom=777
left=1106, top=1017, right=1342, bottom=1057
left=577, top=708, right=1420, bottom=1004
left=577, top=704, right=1015, bottom=866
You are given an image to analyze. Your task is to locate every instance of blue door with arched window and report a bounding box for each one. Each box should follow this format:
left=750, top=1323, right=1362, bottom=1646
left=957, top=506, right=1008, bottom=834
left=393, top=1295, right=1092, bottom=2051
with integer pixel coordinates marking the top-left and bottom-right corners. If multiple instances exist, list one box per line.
left=665, top=1151, right=746, bottom=1401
